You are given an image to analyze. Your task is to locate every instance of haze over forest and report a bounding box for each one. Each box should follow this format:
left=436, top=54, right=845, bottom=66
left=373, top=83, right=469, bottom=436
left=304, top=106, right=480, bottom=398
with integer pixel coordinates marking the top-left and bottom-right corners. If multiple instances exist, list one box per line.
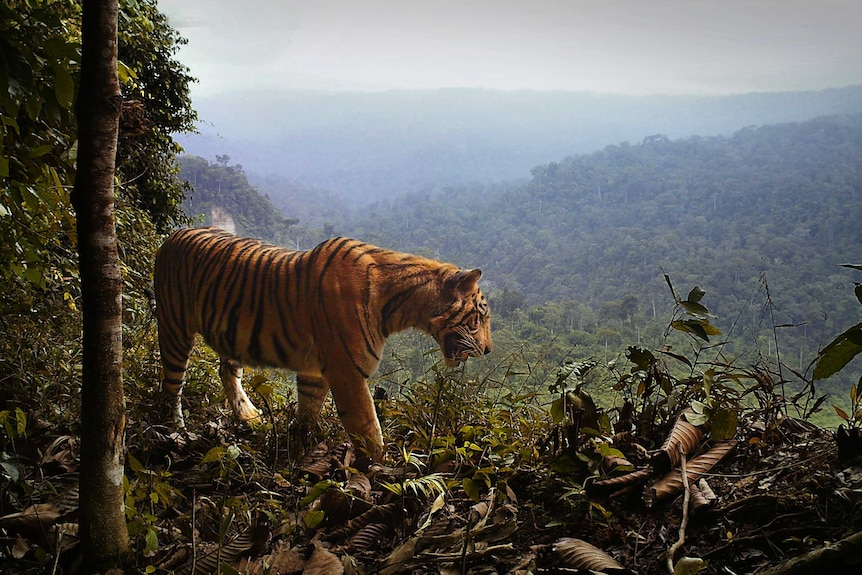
left=178, top=86, right=862, bottom=204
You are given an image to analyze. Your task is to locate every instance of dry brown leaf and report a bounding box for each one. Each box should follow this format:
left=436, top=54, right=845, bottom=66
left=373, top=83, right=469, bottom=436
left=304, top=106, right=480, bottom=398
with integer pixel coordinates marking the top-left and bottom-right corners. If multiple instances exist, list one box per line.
left=172, top=529, right=255, bottom=575
left=267, top=541, right=305, bottom=574
left=644, top=440, right=736, bottom=506
left=553, top=537, right=627, bottom=571
left=40, top=435, right=79, bottom=473
left=345, top=473, right=372, bottom=501
left=157, top=546, right=191, bottom=572
left=346, top=522, right=389, bottom=553
left=325, top=502, right=398, bottom=543
left=236, top=557, right=266, bottom=575
left=0, top=502, right=62, bottom=547
left=688, top=479, right=714, bottom=512
left=652, top=409, right=708, bottom=472
left=601, top=454, right=634, bottom=473
left=303, top=544, right=343, bottom=575
left=585, top=468, right=653, bottom=498
left=11, top=535, right=29, bottom=559
left=300, top=443, right=335, bottom=477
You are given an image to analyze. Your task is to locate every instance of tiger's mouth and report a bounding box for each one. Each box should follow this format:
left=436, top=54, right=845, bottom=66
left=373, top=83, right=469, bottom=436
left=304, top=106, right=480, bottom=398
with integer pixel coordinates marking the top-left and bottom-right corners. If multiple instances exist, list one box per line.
left=442, top=333, right=472, bottom=367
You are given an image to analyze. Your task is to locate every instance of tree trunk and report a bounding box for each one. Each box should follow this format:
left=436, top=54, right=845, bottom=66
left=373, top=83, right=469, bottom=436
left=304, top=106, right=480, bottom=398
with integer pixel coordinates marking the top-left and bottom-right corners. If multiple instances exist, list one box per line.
left=71, top=0, right=131, bottom=570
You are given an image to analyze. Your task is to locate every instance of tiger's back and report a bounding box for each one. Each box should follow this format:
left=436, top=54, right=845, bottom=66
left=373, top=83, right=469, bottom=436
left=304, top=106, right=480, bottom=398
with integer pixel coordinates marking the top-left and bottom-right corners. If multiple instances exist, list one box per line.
left=153, top=226, right=492, bottom=460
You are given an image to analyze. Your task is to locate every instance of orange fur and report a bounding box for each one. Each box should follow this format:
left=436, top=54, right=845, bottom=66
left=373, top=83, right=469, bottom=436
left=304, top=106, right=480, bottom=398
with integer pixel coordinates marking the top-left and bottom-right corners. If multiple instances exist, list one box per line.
left=153, top=227, right=491, bottom=460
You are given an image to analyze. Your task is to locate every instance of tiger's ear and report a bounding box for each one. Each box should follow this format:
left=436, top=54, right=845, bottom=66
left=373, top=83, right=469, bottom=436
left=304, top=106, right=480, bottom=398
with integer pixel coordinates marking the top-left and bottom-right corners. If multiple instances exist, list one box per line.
left=447, top=269, right=482, bottom=295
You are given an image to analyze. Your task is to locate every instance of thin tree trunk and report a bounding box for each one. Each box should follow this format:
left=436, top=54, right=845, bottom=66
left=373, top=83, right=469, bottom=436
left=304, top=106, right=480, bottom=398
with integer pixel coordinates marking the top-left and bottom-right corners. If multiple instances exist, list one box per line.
left=71, top=0, right=131, bottom=570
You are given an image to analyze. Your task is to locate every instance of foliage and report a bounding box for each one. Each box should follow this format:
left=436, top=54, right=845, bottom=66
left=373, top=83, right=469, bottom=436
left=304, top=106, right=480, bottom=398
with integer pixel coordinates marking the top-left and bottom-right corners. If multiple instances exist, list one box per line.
left=177, top=155, right=326, bottom=248
left=815, top=264, right=862, bottom=428
left=114, top=0, right=198, bottom=232
left=0, top=2, right=195, bottom=563
left=1, top=0, right=195, bottom=294
left=0, top=0, right=194, bottom=394
left=814, top=265, right=862, bottom=381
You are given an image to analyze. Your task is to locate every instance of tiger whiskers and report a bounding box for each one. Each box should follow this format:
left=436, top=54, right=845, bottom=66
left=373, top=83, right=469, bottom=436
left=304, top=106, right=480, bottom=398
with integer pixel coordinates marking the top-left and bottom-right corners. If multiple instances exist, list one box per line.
left=453, top=325, right=483, bottom=358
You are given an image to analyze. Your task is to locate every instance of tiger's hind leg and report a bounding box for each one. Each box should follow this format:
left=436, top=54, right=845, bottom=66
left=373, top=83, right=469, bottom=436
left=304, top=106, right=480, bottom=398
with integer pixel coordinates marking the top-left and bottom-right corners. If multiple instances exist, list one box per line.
left=158, top=330, right=194, bottom=428
left=220, top=357, right=262, bottom=424
left=327, top=374, right=384, bottom=461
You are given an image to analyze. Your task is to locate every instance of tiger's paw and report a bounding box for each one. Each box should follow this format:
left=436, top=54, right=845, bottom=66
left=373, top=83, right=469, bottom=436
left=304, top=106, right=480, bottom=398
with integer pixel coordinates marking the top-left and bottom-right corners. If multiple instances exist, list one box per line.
left=160, top=390, right=186, bottom=429
left=237, top=406, right=265, bottom=429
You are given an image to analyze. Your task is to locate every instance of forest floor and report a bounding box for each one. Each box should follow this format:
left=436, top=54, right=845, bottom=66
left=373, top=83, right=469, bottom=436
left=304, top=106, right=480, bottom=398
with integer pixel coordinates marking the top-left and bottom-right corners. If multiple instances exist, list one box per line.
left=2, top=401, right=862, bottom=575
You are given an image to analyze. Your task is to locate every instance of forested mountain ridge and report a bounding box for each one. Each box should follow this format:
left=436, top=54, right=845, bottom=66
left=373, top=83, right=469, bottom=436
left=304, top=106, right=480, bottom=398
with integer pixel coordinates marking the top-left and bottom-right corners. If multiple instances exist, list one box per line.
left=179, top=86, right=862, bottom=203
left=342, top=114, right=862, bottom=369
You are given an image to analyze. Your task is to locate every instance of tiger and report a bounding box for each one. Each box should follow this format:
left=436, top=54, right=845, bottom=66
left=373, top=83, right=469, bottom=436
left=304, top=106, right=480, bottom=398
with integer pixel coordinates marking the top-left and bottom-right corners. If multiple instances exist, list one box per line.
left=152, top=226, right=492, bottom=460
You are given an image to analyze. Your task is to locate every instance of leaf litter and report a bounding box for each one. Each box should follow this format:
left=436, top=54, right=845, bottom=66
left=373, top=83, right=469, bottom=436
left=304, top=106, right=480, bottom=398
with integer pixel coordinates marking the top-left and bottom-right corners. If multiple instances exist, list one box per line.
left=2, top=400, right=862, bottom=574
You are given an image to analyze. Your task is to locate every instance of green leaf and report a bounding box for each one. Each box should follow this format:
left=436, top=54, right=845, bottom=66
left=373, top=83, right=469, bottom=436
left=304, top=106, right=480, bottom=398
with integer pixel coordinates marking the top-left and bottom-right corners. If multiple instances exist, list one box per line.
left=659, top=349, right=693, bottom=368
left=14, top=407, right=26, bottom=436
left=303, top=509, right=325, bottom=529
left=23, top=265, right=47, bottom=289
left=680, top=300, right=710, bottom=317
left=550, top=397, right=564, bottom=424
left=117, top=60, right=139, bottom=84
left=814, top=322, right=862, bottom=380
left=200, top=446, right=228, bottom=464
left=144, top=527, right=159, bottom=553
left=687, top=286, right=706, bottom=304
left=663, top=273, right=679, bottom=303
left=686, top=412, right=709, bottom=426
left=128, top=453, right=145, bottom=474
left=300, top=479, right=337, bottom=507
left=672, top=320, right=709, bottom=341
left=703, top=368, right=715, bottom=397
left=462, top=477, right=480, bottom=502
left=711, top=408, right=739, bottom=441
left=51, top=62, right=75, bottom=110
left=626, top=346, right=656, bottom=371
left=27, top=144, right=54, bottom=159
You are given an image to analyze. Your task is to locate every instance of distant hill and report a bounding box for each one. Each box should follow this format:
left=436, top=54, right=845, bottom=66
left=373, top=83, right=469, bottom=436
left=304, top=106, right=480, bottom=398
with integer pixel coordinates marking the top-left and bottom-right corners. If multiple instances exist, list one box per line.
left=177, top=86, right=862, bottom=203
left=341, top=114, right=862, bottom=362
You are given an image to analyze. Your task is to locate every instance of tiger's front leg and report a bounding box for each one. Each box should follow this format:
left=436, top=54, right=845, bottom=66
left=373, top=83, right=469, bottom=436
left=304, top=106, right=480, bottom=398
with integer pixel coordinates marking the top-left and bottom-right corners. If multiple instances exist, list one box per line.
left=219, top=357, right=262, bottom=423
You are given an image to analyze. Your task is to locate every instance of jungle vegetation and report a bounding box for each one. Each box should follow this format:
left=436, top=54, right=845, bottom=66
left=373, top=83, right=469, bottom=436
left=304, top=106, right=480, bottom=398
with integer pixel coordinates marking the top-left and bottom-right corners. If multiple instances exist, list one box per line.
left=3, top=0, right=862, bottom=572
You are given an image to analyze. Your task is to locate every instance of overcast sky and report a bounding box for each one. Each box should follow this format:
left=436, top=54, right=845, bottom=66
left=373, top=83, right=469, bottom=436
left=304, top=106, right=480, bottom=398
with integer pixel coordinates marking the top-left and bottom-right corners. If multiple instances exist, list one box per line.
left=157, top=0, right=861, bottom=98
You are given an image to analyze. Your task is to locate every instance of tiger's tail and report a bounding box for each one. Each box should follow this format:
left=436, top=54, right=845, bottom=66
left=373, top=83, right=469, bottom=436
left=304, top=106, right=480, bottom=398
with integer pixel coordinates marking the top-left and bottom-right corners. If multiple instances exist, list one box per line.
left=144, top=287, right=157, bottom=315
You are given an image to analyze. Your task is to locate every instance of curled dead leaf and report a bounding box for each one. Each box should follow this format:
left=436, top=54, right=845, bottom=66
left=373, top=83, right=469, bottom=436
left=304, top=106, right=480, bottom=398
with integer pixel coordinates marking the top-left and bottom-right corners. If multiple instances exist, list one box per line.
left=645, top=440, right=736, bottom=507
left=652, top=409, right=709, bottom=472
left=553, top=537, right=632, bottom=573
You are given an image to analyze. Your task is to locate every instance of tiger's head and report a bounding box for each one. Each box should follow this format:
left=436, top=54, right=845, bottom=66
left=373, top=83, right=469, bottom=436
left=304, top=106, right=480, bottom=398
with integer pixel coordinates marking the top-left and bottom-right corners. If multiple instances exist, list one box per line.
left=430, top=268, right=492, bottom=367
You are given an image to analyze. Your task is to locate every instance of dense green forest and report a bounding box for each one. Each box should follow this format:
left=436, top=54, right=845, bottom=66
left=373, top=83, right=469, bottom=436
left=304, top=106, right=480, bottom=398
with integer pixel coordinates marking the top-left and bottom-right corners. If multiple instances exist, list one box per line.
left=180, top=115, right=862, bottom=420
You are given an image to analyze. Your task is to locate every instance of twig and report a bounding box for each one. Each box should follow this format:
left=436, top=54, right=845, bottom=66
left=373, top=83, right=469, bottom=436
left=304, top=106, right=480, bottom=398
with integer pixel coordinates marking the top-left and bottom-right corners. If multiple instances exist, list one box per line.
left=667, top=449, right=691, bottom=573
left=191, top=488, right=197, bottom=575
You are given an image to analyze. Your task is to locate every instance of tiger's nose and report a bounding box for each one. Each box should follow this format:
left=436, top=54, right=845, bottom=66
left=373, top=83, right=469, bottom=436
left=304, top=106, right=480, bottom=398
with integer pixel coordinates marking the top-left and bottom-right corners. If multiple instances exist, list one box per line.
left=483, top=344, right=492, bottom=355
